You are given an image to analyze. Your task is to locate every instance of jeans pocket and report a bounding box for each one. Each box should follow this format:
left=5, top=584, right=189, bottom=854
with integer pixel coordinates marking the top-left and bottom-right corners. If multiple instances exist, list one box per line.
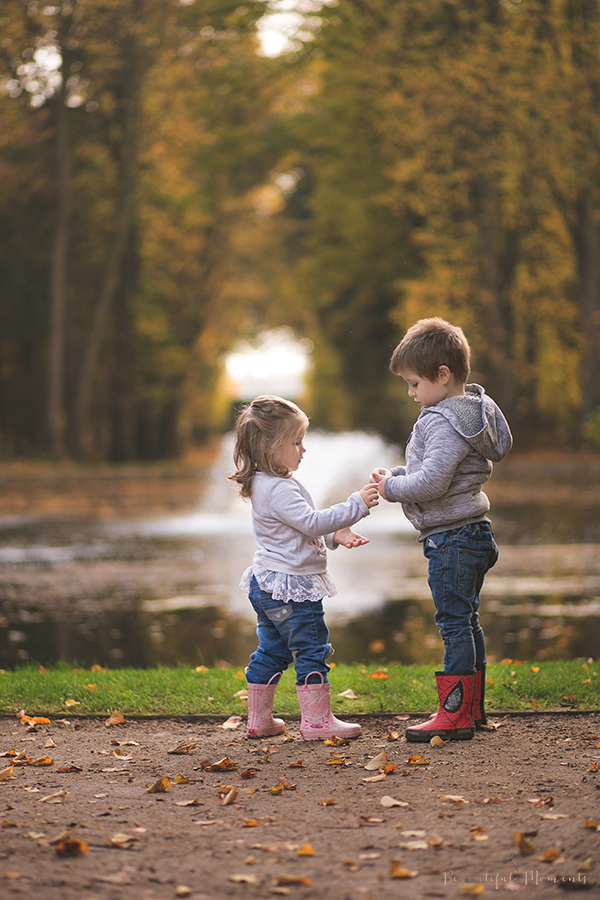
left=458, top=547, right=493, bottom=597
left=263, top=602, right=294, bottom=625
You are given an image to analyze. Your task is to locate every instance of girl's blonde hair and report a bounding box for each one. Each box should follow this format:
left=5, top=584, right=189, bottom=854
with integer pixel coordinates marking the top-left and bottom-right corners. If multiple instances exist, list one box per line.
left=227, top=395, right=309, bottom=498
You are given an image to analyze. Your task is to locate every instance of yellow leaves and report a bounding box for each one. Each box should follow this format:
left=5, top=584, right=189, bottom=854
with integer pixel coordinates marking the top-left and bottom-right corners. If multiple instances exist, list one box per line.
left=18, top=714, right=50, bottom=726
left=584, top=818, right=599, bottom=830
left=40, top=789, right=67, bottom=804
left=389, top=859, right=418, bottom=878
left=241, top=768, right=260, bottom=779
left=514, top=831, right=537, bottom=854
left=241, top=818, right=260, bottom=827
left=29, top=756, right=53, bottom=767
left=0, top=764, right=14, bottom=781
left=288, top=759, right=306, bottom=768
left=297, top=843, right=315, bottom=856
left=407, top=754, right=430, bottom=766
left=195, top=665, right=208, bottom=673
left=369, top=668, right=389, bottom=679
left=268, top=783, right=284, bottom=796
left=229, top=873, right=259, bottom=884
left=91, top=664, right=107, bottom=673
left=173, top=774, right=190, bottom=784
left=440, top=794, right=469, bottom=805
left=146, top=776, right=171, bottom=794
left=84, top=684, right=97, bottom=692
left=470, top=826, right=488, bottom=842
left=221, top=715, right=243, bottom=729
left=65, top=700, right=80, bottom=708
left=218, top=785, right=238, bottom=806
left=320, top=797, right=337, bottom=806
left=537, top=848, right=563, bottom=863
left=430, top=735, right=448, bottom=748
left=460, top=885, right=484, bottom=895
left=589, top=762, right=599, bottom=772
left=324, top=735, right=351, bottom=746
left=531, top=666, right=540, bottom=673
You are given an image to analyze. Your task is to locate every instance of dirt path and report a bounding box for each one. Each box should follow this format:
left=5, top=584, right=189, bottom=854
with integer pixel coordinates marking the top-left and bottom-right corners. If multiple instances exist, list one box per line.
left=1, top=712, right=598, bottom=899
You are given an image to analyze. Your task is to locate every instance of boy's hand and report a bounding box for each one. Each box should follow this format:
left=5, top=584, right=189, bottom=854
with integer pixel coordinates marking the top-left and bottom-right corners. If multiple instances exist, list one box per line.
left=334, top=526, right=369, bottom=548
left=370, top=467, right=391, bottom=483
left=359, top=484, right=380, bottom=508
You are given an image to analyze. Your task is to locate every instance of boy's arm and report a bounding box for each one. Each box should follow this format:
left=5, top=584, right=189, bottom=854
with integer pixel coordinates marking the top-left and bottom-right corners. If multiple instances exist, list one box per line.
left=382, top=418, right=471, bottom=503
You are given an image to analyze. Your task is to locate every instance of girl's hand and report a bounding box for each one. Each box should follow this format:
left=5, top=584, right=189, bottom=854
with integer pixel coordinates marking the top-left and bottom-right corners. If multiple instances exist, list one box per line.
left=359, top=483, right=380, bottom=508
left=334, top=526, right=370, bottom=548
left=370, top=467, right=391, bottom=483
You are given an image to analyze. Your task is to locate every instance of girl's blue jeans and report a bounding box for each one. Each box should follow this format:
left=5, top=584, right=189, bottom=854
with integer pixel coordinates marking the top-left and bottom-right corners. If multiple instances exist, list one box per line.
left=423, top=522, right=498, bottom=674
left=245, top=576, right=333, bottom=685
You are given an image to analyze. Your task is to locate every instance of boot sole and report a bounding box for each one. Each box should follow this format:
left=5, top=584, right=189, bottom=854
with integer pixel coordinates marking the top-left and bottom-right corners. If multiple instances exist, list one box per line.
left=406, top=728, right=474, bottom=742
left=300, top=729, right=361, bottom=741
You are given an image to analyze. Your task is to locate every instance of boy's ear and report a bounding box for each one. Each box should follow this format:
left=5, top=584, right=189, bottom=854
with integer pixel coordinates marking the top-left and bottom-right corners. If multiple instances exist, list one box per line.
left=438, top=365, right=452, bottom=384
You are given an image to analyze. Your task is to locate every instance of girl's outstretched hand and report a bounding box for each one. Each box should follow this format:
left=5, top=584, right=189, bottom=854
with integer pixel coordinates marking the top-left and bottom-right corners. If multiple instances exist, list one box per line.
left=359, top=483, right=380, bottom=508
left=334, top=526, right=370, bottom=548
left=370, top=467, right=391, bottom=483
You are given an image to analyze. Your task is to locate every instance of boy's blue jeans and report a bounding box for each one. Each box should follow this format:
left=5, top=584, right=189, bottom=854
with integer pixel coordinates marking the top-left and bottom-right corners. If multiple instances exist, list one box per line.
left=245, top=576, right=333, bottom=685
left=423, top=522, right=498, bottom=674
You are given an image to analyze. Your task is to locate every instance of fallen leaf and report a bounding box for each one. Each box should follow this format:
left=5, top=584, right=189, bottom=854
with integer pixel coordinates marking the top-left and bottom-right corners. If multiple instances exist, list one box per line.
left=108, top=833, right=138, bottom=849
left=175, top=887, right=192, bottom=898
left=337, top=689, right=358, bottom=699
left=229, top=874, right=260, bottom=884
left=92, top=865, right=137, bottom=885
left=105, top=712, right=127, bottom=727
left=91, top=664, right=107, bottom=673
left=168, top=741, right=200, bottom=755
left=359, top=851, right=381, bottom=860
left=407, top=754, right=430, bottom=766
left=389, top=859, right=418, bottom=878
left=173, top=774, right=190, bottom=785
left=146, top=776, right=171, bottom=794
left=55, top=838, right=88, bottom=857
left=440, top=794, right=469, bottom=805
left=460, top=886, right=484, bottom=895
left=364, top=751, right=388, bottom=770
left=277, top=776, right=296, bottom=790
left=220, top=787, right=238, bottom=806
left=204, top=757, right=237, bottom=772
left=0, top=764, right=14, bottom=781
left=242, top=819, right=260, bottom=827
left=221, top=715, right=243, bottom=729
left=369, top=669, right=389, bottom=680
left=297, top=843, right=315, bottom=856
left=584, top=819, right=599, bottom=830
left=578, top=857, right=595, bottom=872
left=384, top=763, right=397, bottom=774
left=320, top=797, right=336, bottom=806
left=537, top=848, right=562, bottom=862
left=380, top=795, right=409, bottom=808
left=363, top=774, right=387, bottom=783
left=539, top=813, right=568, bottom=820
left=471, top=826, right=488, bottom=841
left=589, top=762, right=599, bottom=772
left=515, top=832, right=536, bottom=854
left=430, top=736, right=448, bottom=748
left=65, top=700, right=79, bottom=707
left=175, top=798, right=201, bottom=807
left=112, top=748, right=133, bottom=760
left=324, top=736, right=351, bottom=746
left=44, top=738, right=57, bottom=749
left=56, top=764, right=83, bottom=773
left=272, top=876, right=312, bottom=886
left=241, top=768, right=261, bottom=779
left=40, top=789, right=67, bottom=804
left=84, top=684, right=97, bottom=692
left=268, top=783, right=285, bottom=795
left=386, top=731, right=400, bottom=742
left=195, top=665, right=209, bottom=673
left=288, top=760, right=306, bottom=768
left=398, top=840, right=429, bottom=850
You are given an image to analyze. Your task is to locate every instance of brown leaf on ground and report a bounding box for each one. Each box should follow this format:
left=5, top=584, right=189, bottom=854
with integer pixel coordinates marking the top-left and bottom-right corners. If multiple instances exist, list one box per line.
left=146, top=776, right=171, bottom=794
left=386, top=731, right=400, bottom=741
left=175, top=799, right=201, bottom=807
left=0, top=765, right=14, bottom=781
left=168, top=741, right=200, bottom=755
left=277, top=776, right=296, bottom=790
left=268, top=783, right=284, bottom=795
left=407, top=754, right=430, bottom=766
left=324, top=736, right=351, bottom=746
left=430, top=735, right=449, bottom=748
left=537, top=848, right=563, bottom=862
left=204, top=757, right=237, bottom=772
left=297, top=843, right=315, bottom=856
left=56, top=765, right=83, bottom=773
left=320, top=798, right=337, bottom=806
left=173, top=774, right=190, bottom=784
left=242, top=819, right=260, bottom=827
left=584, top=818, right=599, bottom=830
left=229, top=874, right=260, bottom=884
left=220, top=787, right=238, bottom=806
left=107, top=833, right=138, bottom=849
left=221, top=716, right=243, bottom=730
left=288, top=760, right=306, bottom=768
left=92, top=865, right=137, bottom=885
left=364, top=751, right=388, bottom=770
left=380, top=796, right=409, bottom=808
left=272, top=875, right=312, bottom=886
left=55, top=838, right=88, bottom=857
left=241, top=768, right=261, bottom=779
left=389, top=859, right=418, bottom=878
left=40, top=789, right=67, bottom=804
left=105, top=712, right=127, bottom=727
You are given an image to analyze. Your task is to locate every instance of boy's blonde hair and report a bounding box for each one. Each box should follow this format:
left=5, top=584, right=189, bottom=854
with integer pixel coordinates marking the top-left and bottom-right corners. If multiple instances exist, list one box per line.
left=227, top=395, right=309, bottom=499
left=390, top=317, right=471, bottom=384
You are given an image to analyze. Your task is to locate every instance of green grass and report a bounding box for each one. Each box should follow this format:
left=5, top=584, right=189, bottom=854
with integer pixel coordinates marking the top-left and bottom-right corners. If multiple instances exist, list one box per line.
left=0, top=660, right=598, bottom=717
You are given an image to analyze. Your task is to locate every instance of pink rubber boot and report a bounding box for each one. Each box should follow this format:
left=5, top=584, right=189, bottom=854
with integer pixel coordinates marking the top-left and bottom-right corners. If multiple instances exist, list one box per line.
left=405, top=671, right=475, bottom=742
left=296, top=672, right=361, bottom=741
left=246, top=673, right=286, bottom=738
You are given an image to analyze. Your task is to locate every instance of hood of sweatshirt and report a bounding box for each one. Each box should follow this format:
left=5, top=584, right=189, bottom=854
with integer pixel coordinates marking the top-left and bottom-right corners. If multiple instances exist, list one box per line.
left=423, top=383, right=513, bottom=463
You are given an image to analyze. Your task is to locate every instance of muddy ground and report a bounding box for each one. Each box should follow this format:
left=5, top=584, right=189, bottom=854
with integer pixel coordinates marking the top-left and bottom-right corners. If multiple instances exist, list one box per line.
left=0, top=712, right=599, bottom=900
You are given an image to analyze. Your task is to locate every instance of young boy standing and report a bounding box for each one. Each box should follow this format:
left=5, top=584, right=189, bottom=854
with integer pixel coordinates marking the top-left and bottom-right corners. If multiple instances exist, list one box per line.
left=371, top=318, right=512, bottom=742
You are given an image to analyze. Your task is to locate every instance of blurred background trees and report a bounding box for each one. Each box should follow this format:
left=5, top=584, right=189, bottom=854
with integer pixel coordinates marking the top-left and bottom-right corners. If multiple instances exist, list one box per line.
left=1, top=0, right=600, bottom=459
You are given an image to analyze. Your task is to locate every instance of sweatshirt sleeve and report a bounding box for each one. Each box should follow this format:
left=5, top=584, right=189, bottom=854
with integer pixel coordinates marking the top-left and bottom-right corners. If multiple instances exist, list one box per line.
left=269, top=478, right=370, bottom=537
left=384, top=416, right=471, bottom=503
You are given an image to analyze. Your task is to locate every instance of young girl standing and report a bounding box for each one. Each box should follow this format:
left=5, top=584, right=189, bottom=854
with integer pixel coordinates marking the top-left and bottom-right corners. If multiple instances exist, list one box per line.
left=228, top=395, right=379, bottom=741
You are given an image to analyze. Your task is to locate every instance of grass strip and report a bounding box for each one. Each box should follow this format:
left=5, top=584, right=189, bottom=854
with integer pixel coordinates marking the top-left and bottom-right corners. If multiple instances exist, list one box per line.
left=0, top=660, right=598, bottom=718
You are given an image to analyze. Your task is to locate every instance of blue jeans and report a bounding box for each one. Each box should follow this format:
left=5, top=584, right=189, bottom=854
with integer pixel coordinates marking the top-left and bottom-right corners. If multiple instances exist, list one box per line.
left=423, top=522, right=498, bottom=674
left=245, top=576, right=333, bottom=685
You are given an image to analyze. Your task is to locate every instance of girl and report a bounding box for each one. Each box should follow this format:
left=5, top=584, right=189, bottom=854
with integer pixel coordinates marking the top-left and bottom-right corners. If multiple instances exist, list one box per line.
left=228, top=395, right=379, bottom=741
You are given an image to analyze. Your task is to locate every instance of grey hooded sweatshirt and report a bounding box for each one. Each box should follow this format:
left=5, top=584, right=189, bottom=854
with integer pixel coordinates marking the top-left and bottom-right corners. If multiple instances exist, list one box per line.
left=383, top=383, right=512, bottom=540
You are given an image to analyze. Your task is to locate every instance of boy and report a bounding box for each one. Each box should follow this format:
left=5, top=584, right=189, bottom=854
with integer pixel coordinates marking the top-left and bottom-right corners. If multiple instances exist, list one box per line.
left=371, top=318, right=512, bottom=741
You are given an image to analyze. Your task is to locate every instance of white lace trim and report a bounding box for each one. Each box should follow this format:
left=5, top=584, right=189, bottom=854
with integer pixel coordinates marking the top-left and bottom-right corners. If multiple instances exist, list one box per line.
left=240, top=565, right=337, bottom=603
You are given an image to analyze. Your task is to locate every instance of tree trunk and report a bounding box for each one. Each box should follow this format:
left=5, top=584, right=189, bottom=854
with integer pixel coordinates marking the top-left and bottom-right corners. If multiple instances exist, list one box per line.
left=573, top=194, right=600, bottom=423
left=47, top=83, right=71, bottom=458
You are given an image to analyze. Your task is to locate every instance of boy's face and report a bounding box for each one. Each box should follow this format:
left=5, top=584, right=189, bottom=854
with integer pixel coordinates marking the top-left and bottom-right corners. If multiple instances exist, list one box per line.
left=400, top=367, right=463, bottom=408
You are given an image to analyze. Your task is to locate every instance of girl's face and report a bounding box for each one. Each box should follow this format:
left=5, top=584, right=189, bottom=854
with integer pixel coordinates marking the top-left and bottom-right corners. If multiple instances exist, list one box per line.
left=272, top=423, right=307, bottom=474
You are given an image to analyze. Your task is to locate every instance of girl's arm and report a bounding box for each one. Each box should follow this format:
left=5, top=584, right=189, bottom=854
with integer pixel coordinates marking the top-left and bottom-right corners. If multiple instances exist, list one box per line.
left=268, top=478, right=376, bottom=537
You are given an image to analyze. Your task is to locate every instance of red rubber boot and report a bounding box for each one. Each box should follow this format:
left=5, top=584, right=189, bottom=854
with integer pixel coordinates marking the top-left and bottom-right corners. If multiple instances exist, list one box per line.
left=473, top=666, right=487, bottom=729
left=406, top=671, right=475, bottom=742
left=246, top=673, right=286, bottom=738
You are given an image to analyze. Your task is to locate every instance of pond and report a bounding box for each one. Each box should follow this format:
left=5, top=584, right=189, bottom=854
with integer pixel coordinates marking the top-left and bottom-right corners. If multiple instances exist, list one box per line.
left=1, top=437, right=599, bottom=670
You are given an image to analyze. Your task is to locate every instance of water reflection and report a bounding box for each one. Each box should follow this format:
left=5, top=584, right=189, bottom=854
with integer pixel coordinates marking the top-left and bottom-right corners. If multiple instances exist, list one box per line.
left=1, top=435, right=599, bottom=669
